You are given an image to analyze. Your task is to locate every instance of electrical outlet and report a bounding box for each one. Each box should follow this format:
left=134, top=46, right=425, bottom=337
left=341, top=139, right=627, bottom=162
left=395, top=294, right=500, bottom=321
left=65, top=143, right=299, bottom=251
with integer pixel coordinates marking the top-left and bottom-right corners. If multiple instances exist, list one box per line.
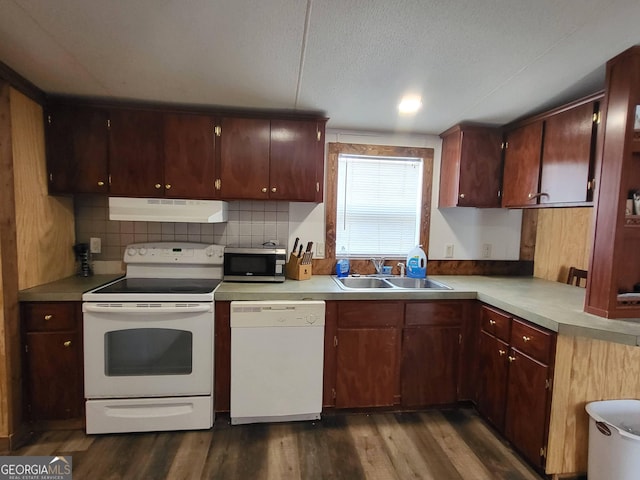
left=90, top=237, right=102, bottom=254
left=482, top=243, right=491, bottom=259
left=445, top=244, right=454, bottom=258
left=316, top=242, right=325, bottom=258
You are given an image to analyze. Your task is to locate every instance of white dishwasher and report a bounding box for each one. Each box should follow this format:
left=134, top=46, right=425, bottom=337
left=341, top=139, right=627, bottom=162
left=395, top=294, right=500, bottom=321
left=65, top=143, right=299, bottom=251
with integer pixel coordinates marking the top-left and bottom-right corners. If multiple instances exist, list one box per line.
left=230, top=300, right=325, bottom=425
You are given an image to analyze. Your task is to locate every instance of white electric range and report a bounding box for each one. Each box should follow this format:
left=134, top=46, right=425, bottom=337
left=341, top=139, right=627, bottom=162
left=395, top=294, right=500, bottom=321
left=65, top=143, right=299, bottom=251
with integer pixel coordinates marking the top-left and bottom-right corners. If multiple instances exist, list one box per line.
left=82, top=242, right=224, bottom=434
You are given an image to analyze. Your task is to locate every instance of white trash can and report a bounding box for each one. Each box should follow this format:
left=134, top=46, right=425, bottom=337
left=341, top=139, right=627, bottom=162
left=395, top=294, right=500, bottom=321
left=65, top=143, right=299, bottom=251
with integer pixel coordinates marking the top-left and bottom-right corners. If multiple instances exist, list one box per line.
left=585, top=399, right=640, bottom=480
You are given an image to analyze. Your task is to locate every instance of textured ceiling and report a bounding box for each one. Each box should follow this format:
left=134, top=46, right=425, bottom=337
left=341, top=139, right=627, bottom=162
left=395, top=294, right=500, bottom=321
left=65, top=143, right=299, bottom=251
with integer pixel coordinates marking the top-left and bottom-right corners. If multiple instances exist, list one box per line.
left=1, top=0, right=639, bottom=134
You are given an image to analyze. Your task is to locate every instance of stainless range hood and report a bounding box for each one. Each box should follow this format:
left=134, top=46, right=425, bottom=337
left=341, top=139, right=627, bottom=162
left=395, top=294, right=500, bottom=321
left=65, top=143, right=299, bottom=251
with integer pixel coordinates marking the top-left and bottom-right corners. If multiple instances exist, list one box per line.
left=109, top=197, right=228, bottom=223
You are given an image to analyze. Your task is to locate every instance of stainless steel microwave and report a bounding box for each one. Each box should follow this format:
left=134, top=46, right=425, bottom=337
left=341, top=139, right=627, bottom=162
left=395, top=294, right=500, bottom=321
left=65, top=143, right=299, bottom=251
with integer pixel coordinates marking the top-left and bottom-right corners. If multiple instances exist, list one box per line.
left=223, top=247, right=286, bottom=282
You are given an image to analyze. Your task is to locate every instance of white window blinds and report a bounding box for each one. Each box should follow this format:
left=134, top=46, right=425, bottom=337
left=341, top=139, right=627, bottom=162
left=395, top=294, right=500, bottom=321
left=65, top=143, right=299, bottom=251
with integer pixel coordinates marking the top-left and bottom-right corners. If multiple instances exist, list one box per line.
left=336, top=153, right=423, bottom=258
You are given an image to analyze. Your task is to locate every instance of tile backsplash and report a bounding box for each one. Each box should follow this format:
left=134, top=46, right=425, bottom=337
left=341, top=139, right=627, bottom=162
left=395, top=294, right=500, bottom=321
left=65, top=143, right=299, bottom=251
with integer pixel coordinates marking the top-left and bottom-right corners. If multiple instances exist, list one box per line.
left=75, top=196, right=290, bottom=261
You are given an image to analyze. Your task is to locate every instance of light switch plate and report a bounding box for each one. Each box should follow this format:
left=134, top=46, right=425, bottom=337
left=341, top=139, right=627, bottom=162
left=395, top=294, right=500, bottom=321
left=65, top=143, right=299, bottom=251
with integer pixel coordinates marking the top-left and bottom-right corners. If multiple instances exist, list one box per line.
left=90, top=237, right=102, bottom=254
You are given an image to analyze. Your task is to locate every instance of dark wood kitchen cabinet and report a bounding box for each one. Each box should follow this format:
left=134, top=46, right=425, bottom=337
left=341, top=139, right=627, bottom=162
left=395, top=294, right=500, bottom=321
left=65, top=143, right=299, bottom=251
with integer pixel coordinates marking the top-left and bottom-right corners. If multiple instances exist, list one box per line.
left=501, top=92, right=602, bottom=208
left=163, top=112, right=218, bottom=199
left=21, top=302, right=84, bottom=425
left=439, top=124, right=502, bottom=208
left=334, top=301, right=402, bottom=408
left=45, top=105, right=109, bottom=194
left=401, top=301, right=463, bottom=407
left=501, top=121, right=544, bottom=208
left=218, top=117, right=271, bottom=200
left=475, top=305, right=511, bottom=430
left=475, top=304, right=556, bottom=471
left=504, top=318, right=555, bottom=469
left=108, top=109, right=165, bottom=196
left=538, top=100, right=598, bottom=204
left=218, top=117, right=325, bottom=201
left=214, top=301, right=231, bottom=412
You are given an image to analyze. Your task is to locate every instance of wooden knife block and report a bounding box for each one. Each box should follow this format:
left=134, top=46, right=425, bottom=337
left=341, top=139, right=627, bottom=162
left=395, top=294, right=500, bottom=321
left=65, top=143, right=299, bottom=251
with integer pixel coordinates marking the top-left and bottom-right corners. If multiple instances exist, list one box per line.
left=285, top=254, right=312, bottom=280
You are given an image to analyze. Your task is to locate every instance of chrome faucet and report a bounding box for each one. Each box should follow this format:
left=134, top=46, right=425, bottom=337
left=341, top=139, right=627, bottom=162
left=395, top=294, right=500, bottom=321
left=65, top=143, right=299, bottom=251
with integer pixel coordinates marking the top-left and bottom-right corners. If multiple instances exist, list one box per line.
left=371, top=257, right=385, bottom=274
left=397, top=262, right=406, bottom=277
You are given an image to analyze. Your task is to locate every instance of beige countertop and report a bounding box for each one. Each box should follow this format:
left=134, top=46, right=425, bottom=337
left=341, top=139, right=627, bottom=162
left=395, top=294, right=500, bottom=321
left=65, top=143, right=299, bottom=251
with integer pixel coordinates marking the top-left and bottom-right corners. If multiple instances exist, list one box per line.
left=18, top=274, right=123, bottom=302
left=216, top=275, right=640, bottom=346
left=19, top=273, right=640, bottom=346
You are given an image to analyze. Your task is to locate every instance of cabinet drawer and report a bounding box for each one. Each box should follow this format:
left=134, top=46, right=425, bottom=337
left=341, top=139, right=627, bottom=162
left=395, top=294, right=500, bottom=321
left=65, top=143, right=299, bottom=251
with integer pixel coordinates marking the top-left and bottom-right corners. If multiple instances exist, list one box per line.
left=405, top=302, right=462, bottom=326
left=510, top=319, right=554, bottom=364
left=480, top=306, right=511, bottom=341
left=23, top=303, right=77, bottom=332
left=337, top=301, right=403, bottom=328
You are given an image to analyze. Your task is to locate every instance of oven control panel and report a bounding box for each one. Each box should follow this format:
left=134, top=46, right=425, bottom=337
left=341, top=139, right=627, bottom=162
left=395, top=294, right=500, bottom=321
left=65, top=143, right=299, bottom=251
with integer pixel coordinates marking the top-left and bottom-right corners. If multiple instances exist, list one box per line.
left=124, top=242, right=225, bottom=264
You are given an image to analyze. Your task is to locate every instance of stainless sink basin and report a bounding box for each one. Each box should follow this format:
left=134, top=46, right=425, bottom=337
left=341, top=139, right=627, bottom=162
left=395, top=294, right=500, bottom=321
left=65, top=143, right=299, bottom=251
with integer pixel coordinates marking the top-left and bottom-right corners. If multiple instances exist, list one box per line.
left=385, top=277, right=452, bottom=290
left=332, top=275, right=451, bottom=290
left=334, top=277, right=393, bottom=289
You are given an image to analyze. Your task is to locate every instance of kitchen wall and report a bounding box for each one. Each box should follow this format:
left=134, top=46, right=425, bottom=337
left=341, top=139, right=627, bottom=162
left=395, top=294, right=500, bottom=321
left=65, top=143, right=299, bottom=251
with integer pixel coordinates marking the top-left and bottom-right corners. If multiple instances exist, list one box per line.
left=75, top=196, right=290, bottom=263
left=76, top=128, right=524, bottom=265
left=288, top=129, right=523, bottom=261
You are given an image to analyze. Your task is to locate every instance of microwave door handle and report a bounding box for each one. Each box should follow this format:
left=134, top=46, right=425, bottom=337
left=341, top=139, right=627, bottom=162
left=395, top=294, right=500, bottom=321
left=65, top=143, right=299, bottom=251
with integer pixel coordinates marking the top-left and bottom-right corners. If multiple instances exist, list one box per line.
left=83, top=304, right=211, bottom=314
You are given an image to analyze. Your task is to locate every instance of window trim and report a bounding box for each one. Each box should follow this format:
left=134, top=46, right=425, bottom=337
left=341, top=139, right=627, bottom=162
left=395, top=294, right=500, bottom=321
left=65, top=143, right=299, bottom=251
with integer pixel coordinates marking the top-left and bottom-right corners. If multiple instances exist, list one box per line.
left=325, top=142, right=434, bottom=260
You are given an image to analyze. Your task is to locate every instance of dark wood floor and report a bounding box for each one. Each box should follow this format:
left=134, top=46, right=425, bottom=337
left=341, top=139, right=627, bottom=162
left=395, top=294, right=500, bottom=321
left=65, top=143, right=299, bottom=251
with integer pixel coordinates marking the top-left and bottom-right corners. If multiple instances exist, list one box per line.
left=13, top=408, right=544, bottom=479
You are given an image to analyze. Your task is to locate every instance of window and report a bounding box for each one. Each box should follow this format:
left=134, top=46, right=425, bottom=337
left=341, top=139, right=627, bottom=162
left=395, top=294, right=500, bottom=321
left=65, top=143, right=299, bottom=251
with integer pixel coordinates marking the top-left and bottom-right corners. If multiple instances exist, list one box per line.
left=336, top=154, right=423, bottom=257
left=326, top=142, right=434, bottom=260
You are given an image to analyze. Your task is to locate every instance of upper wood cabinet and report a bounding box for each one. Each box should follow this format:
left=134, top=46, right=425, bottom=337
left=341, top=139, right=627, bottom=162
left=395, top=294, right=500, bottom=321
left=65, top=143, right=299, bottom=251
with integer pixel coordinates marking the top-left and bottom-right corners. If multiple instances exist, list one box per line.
left=218, top=117, right=271, bottom=200
left=501, top=121, right=544, bottom=207
left=439, top=125, right=502, bottom=208
left=44, top=101, right=327, bottom=202
left=501, top=93, right=602, bottom=208
left=270, top=119, right=324, bottom=202
left=539, top=101, right=598, bottom=204
left=163, top=113, right=218, bottom=199
left=218, top=117, right=325, bottom=201
left=45, top=105, right=109, bottom=194
left=108, top=109, right=164, bottom=197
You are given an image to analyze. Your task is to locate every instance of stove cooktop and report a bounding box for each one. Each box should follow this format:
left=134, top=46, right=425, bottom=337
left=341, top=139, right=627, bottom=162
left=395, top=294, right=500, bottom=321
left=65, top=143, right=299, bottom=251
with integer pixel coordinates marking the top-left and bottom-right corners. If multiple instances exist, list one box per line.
left=91, top=278, right=222, bottom=295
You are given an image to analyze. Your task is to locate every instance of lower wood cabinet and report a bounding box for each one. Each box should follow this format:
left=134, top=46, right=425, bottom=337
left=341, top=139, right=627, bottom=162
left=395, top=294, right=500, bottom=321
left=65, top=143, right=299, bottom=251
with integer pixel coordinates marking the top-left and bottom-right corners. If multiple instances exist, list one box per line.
left=401, top=302, right=463, bottom=407
left=21, top=302, right=84, bottom=423
left=475, top=304, right=556, bottom=471
left=334, top=301, right=402, bottom=408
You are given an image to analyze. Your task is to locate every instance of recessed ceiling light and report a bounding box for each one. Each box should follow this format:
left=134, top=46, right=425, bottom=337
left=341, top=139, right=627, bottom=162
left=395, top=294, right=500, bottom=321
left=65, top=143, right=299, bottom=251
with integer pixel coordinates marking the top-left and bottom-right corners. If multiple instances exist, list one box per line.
left=398, top=96, right=422, bottom=114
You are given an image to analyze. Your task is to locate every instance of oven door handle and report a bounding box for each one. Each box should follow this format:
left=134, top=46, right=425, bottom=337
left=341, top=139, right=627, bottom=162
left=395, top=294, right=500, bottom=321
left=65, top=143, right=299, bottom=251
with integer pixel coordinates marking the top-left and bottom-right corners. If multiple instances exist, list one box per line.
left=83, top=304, right=212, bottom=314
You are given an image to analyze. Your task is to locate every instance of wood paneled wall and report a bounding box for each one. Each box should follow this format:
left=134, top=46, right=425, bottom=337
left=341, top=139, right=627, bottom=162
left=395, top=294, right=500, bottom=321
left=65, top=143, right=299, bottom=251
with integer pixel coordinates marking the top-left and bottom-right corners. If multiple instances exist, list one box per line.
left=533, top=207, right=593, bottom=283
left=546, top=335, right=640, bottom=475
left=10, top=88, right=75, bottom=290
left=0, top=87, right=75, bottom=447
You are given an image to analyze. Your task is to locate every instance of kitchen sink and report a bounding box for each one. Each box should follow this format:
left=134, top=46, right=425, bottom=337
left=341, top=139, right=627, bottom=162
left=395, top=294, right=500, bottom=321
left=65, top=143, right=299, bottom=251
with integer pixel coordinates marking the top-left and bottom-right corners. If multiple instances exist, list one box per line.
left=385, top=277, right=451, bottom=289
left=334, top=277, right=393, bottom=289
left=332, top=275, right=451, bottom=290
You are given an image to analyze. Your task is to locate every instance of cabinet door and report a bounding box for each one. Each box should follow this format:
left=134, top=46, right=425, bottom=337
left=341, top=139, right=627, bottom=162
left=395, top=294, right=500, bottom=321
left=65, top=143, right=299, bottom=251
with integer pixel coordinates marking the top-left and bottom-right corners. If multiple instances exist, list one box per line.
left=476, top=330, right=509, bottom=431
left=25, top=332, right=82, bottom=420
left=109, top=109, right=164, bottom=196
left=504, top=348, right=551, bottom=469
left=269, top=119, right=321, bottom=201
left=335, top=327, right=399, bottom=408
left=219, top=117, right=270, bottom=200
left=539, top=101, right=597, bottom=204
left=163, top=113, right=217, bottom=199
left=439, top=126, right=502, bottom=207
left=401, top=325, right=460, bottom=406
left=45, top=106, right=109, bottom=194
left=502, top=121, right=543, bottom=207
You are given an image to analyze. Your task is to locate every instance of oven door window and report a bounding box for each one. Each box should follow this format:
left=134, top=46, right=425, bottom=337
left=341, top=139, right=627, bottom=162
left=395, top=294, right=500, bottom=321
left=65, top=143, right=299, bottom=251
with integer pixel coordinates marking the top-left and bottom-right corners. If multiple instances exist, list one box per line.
left=105, top=328, right=192, bottom=376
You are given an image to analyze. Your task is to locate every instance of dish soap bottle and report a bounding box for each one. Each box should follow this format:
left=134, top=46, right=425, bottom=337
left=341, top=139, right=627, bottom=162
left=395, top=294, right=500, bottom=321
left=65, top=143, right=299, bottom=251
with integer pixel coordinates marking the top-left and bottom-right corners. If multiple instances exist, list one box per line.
left=406, top=245, right=427, bottom=278
left=336, top=258, right=350, bottom=278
